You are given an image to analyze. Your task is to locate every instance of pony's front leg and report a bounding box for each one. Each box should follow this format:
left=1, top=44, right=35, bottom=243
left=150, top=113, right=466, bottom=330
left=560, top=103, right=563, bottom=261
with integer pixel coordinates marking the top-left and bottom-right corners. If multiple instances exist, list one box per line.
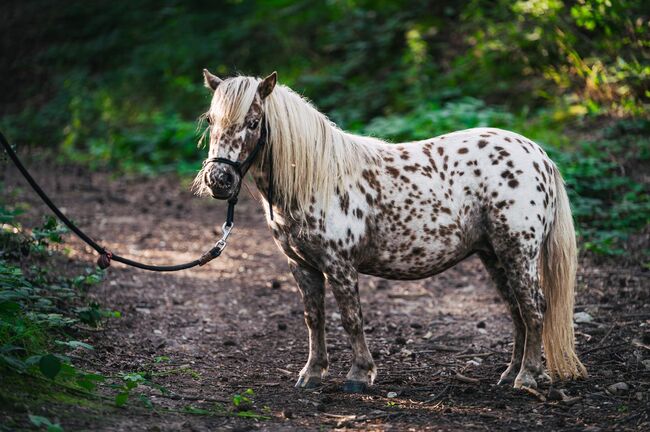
left=289, top=260, right=328, bottom=389
left=327, top=265, right=376, bottom=393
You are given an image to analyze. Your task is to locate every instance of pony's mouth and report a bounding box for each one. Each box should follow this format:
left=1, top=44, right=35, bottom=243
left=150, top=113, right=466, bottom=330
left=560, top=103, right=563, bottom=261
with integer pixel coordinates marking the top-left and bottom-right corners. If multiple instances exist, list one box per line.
left=210, top=189, right=233, bottom=200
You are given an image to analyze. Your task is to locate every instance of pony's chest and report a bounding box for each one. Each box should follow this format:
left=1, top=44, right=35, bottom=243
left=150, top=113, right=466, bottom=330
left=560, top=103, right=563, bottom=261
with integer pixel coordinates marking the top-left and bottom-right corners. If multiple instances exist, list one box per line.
left=267, top=219, right=329, bottom=268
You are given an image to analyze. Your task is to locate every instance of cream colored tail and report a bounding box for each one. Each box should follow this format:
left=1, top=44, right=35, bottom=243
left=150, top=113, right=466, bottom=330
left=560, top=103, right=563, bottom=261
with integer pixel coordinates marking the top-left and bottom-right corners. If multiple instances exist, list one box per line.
left=539, top=167, right=588, bottom=380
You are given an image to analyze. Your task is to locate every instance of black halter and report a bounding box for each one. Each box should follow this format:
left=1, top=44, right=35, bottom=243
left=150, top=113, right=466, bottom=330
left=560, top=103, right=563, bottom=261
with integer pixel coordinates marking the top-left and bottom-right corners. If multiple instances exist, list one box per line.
left=203, top=123, right=274, bottom=221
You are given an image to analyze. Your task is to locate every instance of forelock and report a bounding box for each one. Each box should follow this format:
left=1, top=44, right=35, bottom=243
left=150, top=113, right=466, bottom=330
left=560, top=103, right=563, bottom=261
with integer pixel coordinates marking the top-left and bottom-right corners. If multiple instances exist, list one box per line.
left=209, top=76, right=260, bottom=128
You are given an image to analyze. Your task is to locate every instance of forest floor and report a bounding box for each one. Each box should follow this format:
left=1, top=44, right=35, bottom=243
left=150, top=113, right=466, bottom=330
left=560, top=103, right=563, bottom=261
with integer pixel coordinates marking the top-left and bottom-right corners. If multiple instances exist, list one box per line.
left=2, top=162, right=649, bottom=431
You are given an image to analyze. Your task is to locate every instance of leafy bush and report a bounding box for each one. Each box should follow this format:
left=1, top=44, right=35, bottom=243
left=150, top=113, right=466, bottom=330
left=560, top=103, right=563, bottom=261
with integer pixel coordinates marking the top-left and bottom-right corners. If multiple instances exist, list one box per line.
left=0, top=192, right=116, bottom=414
left=2, top=0, right=647, bottom=150
left=363, top=97, right=516, bottom=141
left=547, top=119, right=650, bottom=257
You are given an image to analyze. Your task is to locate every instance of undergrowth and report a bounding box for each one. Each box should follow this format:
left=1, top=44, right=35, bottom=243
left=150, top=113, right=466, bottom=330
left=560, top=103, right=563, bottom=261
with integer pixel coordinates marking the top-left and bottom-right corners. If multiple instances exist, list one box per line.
left=547, top=120, right=650, bottom=258
left=0, top=191, right=270, bottom=430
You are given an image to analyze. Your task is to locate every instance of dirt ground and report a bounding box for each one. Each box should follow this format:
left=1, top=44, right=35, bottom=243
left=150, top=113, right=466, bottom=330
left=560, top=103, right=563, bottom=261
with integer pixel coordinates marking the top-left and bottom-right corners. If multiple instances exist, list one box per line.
left=2, top=162, right=649, bottom=431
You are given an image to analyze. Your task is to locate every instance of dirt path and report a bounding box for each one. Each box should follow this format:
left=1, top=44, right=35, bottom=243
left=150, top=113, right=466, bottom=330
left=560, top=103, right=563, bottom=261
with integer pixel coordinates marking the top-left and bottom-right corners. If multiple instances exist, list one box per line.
left=3, top=163, right=649, bottom=431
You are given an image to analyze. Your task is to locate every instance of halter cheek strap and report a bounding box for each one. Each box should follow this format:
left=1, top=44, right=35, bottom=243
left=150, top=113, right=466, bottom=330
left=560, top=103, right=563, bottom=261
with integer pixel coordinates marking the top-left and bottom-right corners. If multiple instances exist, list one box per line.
left=203, top=123, right=274, bottom=221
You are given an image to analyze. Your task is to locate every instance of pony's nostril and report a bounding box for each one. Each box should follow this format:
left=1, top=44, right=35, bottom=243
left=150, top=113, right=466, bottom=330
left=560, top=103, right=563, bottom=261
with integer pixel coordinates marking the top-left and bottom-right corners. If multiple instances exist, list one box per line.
left=215, top=171, right=234, bottom=189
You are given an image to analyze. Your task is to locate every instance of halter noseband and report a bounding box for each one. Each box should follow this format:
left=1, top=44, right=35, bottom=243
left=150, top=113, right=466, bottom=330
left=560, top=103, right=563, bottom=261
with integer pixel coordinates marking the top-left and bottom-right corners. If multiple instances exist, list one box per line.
left=203, top=122, right=274, bottom=221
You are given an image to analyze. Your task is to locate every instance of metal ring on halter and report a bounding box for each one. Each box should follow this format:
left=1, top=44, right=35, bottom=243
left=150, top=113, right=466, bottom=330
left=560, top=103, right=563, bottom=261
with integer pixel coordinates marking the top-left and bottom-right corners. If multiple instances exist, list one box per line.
left=221, top=222, right=233, bottom=241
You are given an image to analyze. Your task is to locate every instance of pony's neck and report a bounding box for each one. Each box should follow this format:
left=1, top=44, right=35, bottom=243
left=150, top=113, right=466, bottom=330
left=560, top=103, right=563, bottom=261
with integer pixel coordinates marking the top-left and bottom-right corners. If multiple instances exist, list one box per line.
left=248, top=85, right=384, bottom=218
left=250, top=156, right=277, bottom=218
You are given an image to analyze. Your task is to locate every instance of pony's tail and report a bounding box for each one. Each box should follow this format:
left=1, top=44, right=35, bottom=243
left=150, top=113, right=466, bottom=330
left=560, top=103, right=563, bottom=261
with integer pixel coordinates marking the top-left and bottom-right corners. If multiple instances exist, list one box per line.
left=539, top=167, right=588, bottom=380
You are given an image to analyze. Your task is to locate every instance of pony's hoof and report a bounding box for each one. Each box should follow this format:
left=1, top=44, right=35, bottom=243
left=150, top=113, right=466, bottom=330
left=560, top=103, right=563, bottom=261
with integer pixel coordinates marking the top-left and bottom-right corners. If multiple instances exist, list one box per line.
left=514, top=373, right=537, bottom=389
left=343, top=380, right=367, bottom=393
left=497, top=376, right=514, bottom=386
left=497, top=367, right=518, bottom=386
left=295, top=376, right=322, bottom=389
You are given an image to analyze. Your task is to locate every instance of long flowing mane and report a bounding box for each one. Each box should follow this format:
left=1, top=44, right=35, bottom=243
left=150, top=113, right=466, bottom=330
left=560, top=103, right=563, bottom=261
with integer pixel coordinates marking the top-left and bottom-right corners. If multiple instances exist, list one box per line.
left=208, top=77, right=382, bottom=215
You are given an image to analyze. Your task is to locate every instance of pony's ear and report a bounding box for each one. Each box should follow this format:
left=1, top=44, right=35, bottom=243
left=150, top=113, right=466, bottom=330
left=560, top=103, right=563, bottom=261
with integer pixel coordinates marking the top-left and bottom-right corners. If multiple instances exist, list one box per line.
left=203, top=69, right=222, bottom=91
left=257, top=71, right=277, bottom=99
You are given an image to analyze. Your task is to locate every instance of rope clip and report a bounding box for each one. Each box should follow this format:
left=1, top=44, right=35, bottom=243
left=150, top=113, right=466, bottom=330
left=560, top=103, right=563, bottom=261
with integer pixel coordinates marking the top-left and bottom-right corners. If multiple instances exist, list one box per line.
left=97, top=251, right=113, bottom=269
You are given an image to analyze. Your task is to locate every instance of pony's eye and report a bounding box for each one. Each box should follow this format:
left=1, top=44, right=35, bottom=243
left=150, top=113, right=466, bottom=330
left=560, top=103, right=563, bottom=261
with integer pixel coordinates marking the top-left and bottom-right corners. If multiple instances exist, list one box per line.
left=247, top=119, right=259, bottom=130
left=206, top=117, right=213, bottom=125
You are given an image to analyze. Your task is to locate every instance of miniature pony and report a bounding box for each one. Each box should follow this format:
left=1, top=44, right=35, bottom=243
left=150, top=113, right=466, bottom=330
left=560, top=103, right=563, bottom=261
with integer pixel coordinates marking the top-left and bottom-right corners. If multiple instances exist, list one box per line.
left=194, top=70, right=587, bottom=392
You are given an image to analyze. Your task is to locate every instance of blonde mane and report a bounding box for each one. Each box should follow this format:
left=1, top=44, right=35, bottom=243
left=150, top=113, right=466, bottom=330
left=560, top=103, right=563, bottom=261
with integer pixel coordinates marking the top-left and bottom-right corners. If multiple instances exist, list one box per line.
left=209, top=76, right=382, bottom=215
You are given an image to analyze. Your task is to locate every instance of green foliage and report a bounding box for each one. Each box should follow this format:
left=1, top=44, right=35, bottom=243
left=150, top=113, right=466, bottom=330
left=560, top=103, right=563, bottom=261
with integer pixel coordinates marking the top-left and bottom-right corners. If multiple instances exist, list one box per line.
left=113, top=372, right=148, bottom=407
left=546, top=119, right=650, bottom=256
left=363, top=97, right=517, bottom=141
left=29, top=414, right=64, bottom=432
left=38, top=354, right=63, bottom=379
left=0, top=190, right=122, bottom=419
left=2, top=0, right=647, bottom=164
left=183, top=388, right=270, bottom=420
left=457, top=0, right=648, bottom=115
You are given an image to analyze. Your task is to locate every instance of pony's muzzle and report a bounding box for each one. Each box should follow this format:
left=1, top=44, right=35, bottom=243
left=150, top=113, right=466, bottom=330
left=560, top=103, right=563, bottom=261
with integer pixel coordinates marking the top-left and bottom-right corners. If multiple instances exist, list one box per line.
left=205, top=164, right=239, bottom=199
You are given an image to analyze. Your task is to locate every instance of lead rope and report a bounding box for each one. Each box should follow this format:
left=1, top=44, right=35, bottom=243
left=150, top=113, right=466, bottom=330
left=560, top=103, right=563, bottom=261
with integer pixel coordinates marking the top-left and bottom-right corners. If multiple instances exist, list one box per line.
left=1, top=130, right=233, bottom=272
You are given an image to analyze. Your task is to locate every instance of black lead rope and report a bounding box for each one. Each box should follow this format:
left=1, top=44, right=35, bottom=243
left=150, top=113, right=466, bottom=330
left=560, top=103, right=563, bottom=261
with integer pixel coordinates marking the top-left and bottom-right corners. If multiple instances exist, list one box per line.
left=0, top=130, right=236, bottom=271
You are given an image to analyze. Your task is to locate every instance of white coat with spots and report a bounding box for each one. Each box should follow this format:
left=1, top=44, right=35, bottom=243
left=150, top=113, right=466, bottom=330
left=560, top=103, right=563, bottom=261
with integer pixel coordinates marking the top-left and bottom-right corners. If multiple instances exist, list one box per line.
left=195, top=71, right=587, bottom=393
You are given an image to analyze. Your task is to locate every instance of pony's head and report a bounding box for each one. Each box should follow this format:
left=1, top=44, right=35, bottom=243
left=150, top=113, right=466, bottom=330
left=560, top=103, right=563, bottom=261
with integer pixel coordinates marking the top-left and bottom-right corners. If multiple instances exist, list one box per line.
left=194, top=70, right=380, bottom=218
left=193, top=70, right=276, bottom=200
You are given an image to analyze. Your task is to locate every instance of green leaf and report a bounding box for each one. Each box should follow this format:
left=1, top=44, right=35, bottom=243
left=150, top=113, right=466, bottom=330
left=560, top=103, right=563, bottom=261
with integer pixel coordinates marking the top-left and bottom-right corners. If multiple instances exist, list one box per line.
left=39, top=354, right=62, bottom=379
left=0, top=301, right=21, bottom=316
left=81, top=372, right=105, bottom=382
left=75, top=304, right=102, bottom=327
left=25, top=355, right=43, bottom=366
left=1, top=344, right=26, bottom=354
left=183, top=405, right=212, bottom=415
left=58, top=362, right=76, bottom=378
left=236, top=410, right=270, bottom=420
left=138, top=394, right=154, bottom=410
left=29, top=414, right=63, bottom=431
left=0, top=354, right=26, bottom=371
left=29, top=415, right=52, bottom=427
left=115, top=392, right=129, bottom=407
left=75, top=379, right=95, bottom=391
left=55, top=340, right=94, bottom=350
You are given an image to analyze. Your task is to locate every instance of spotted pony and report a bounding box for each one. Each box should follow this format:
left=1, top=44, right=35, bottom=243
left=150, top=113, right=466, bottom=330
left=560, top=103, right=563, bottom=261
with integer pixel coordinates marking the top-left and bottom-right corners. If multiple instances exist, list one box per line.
left=194, top=70, right=588, bottom=393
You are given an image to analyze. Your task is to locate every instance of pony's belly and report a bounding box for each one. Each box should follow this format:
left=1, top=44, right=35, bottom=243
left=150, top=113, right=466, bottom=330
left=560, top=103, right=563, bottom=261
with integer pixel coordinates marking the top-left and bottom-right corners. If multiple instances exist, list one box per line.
left=357, top=241, right=473, bottom=280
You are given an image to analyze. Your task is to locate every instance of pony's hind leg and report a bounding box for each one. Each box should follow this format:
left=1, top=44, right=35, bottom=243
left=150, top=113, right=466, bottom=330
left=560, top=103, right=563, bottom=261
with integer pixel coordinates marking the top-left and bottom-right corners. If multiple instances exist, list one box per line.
left=289, top=260, right=328, bottom=389
left=498, top=249, right=549, bottom=389
left=478, top=250, right=526, bottom=385
left=327, top=264, right=376, bottom=393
